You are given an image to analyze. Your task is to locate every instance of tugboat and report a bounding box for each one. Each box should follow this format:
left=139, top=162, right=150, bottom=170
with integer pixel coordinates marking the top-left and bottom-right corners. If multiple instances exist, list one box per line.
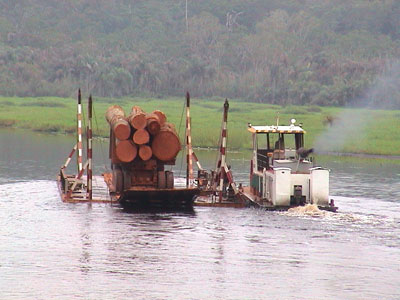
left=239, top=119, right=337, bottom=211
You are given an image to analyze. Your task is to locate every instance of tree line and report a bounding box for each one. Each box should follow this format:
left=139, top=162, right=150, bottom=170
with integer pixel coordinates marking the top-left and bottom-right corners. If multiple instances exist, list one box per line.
left=0, top=0, right=399, bottom=107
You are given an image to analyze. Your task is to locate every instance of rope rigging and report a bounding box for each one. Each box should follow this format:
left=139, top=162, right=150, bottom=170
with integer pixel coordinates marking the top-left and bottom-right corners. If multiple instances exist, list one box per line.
left=177, top=99, right=186, bottom=177
left=92, top=104, right=110, bottom=172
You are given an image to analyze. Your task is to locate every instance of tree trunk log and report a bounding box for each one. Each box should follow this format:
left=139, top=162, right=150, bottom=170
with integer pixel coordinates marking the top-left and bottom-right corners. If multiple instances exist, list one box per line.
left=138, top=145, right=153, bottom=161
left=115, top=140, right=137, bottom=163
left=152, top=110, right=167, bottom=126
left=133, top=128, right=150, bottom=145
left=151, top=123, right=181, bottom=161
left=128, top=106, right=147, bottom=130
left=106, top=105, right=130, bottom=140
left=146, top=113, right=161, bottom=135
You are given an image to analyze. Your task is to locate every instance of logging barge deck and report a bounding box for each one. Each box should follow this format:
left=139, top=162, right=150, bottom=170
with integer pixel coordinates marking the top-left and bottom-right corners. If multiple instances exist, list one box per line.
left=102, top=172, right=198, bottom=210
left=57, top=171, right=198, bottom=208
left=57, top=173, right=115, bottom=203
left=57, top=90, right=199, bottom=209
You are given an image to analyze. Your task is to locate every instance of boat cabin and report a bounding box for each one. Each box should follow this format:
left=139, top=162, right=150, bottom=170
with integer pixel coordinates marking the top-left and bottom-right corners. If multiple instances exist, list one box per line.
left=248, top=120, right=307, bottom=173
left=245, top=119, right=332, bottom=209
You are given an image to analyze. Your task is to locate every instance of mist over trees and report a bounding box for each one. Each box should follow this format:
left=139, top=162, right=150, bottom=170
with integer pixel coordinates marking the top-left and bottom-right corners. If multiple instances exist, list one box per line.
left=0, top=0, right=399, bottom=107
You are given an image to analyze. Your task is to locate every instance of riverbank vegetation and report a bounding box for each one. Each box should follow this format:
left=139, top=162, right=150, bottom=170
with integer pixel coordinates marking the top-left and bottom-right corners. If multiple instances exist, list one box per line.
left=1, top=96, right=400, bottom=156
left=0, top=1, right=399, bottom=107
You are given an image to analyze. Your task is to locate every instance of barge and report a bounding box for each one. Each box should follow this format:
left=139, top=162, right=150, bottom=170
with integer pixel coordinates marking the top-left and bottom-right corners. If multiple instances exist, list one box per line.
left=57, top=90, right=336, bottom=212
left=57, top=90, right=199, bottom=210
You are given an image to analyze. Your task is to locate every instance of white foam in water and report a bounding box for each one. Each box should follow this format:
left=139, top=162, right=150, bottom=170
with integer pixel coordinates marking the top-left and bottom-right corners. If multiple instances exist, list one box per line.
left=285, top=204, right=328, bottom=217
left=282, top=196, right=400, bottom=232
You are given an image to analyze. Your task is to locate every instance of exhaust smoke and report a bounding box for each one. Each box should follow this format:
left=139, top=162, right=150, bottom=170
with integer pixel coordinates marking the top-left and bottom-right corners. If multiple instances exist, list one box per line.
left=313, top=60, right=400, bottom=154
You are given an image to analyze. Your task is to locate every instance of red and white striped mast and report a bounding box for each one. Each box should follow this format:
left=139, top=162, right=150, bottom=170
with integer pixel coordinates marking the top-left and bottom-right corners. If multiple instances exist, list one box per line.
left=87, top=95, right=93, bottom=200
left=186, top=92, right=194, bottom=187
left=77, top=89, right=83, bottom=174
left=217, top=99, right=229, bottom=202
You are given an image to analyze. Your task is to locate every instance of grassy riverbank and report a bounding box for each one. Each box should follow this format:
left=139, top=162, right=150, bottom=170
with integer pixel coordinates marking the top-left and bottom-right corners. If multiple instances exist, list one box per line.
left=1, top=96, right=399, bottom=155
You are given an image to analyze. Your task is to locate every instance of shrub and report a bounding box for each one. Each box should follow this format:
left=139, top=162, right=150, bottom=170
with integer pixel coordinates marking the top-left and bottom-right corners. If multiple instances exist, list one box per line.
left=0, top=119, right=16, bottom=127
left=0, top=101, right=15, bottom=106
left=33, top=124, right=63, bottom=133
left=281, top=105, right=308, bottom=115
left=20, top=101, right=66, bottom=108
left=306, top=105, right=322, bottom=112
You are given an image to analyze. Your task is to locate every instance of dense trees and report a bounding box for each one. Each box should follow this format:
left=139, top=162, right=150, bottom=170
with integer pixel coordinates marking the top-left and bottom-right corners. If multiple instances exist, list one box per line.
left=0, top=0, right=398, bottom=107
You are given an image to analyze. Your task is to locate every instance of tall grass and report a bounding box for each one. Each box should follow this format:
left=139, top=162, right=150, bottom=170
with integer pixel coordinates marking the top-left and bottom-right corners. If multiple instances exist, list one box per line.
left=0, top=96, right=399, bottom=155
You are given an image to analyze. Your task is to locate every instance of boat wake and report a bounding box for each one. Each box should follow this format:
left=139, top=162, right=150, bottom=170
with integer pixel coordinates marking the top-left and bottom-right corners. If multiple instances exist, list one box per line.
left=286, top=204, right=325, bottom=217
left=281, top=197, right=400, bottom=234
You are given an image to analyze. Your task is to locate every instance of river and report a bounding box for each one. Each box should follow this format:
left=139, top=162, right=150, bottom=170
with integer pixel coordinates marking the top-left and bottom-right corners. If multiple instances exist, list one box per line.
left=0, top=129, right=399, bottom=299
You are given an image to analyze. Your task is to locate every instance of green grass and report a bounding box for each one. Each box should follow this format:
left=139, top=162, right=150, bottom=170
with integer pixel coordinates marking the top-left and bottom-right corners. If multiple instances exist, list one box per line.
left=0, top=96, right=400, bottom=156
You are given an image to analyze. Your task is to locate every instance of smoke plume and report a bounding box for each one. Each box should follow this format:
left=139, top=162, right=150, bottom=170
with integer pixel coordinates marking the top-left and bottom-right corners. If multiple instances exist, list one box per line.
left=313, top=60, right=400, bottom=154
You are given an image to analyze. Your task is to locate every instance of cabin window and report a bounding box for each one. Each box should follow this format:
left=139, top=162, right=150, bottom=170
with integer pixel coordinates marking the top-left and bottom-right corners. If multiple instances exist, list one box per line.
left=295, top=133, right=304, bottom=150
left=255, top=132, right=305, bottom=171
left=256, top=133, right=270, bottom=171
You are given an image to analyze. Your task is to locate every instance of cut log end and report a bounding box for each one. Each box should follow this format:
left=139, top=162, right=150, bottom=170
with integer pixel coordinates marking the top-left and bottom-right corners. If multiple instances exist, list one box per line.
left=152, top=110, right=167, bottom=125
left=106, top=105, right=125, bottom=123
left=130, top=113, right=147, bottom=130
left=146, top=113, right=161, bottom=135
left=133, top=128, right=150, bottom=145
left=113, top=120, right=131, bottom=140
left=147, top=122, right=161, bottom=135
left=115, top=140, right=137, bottom=163
left=152, top=130, right=181, bottom=162
left=106, top=105, right=130, bottom=140
left=129, top=106, right=147, bottom=130
left=139, top=145, right=153, bottom=161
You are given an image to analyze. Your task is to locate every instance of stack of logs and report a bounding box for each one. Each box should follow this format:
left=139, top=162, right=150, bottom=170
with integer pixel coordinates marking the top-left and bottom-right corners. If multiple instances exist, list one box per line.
left=106, top=105, right=180, bottom=190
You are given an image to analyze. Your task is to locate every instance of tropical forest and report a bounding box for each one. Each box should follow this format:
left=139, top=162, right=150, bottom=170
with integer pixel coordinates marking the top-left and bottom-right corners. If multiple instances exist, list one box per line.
left=0, top=0, right=399, bottom=108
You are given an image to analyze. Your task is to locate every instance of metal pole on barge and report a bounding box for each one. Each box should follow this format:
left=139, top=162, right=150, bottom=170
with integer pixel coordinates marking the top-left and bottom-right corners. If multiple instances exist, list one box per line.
left=77, top=89, right=83, bottom=173
left=186, top=92, right=194, bottom=187
left=87, top=95, right=93, bottom=200
left=61, top=144, right=77, bottom=170
left=218, top=99, right=229, bottom=202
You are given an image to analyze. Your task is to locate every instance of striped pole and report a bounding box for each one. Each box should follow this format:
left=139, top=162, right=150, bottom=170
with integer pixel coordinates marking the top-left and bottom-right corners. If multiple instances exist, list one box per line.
left=186, top=92, right=194, bottom=187
left=192, top=151, right=203, bottom=170
left=87, top=95, right=93, bottom=200
left=77, top=89, right=83, bottom=173
left=61, top=144, right=77, bottom=169
left=223, top=165, right=243, bottom=203
left=218, top=99, right=229, bottom=202
left=223, top=165, right=239, bottom=195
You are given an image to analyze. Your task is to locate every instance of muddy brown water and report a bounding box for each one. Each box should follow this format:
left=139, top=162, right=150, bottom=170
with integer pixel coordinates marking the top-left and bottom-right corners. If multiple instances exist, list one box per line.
left=1, top=129, right=400, bottom=299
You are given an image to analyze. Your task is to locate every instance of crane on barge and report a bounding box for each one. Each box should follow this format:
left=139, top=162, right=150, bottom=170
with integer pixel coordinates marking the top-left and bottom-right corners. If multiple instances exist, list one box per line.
left=57, top=90, right=112, bottom=203
left=184, top=93, right=245, bottom=207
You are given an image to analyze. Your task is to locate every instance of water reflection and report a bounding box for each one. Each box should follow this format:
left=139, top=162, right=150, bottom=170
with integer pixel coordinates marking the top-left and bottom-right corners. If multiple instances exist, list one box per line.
left=0, top=129, right=400, bottom=299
